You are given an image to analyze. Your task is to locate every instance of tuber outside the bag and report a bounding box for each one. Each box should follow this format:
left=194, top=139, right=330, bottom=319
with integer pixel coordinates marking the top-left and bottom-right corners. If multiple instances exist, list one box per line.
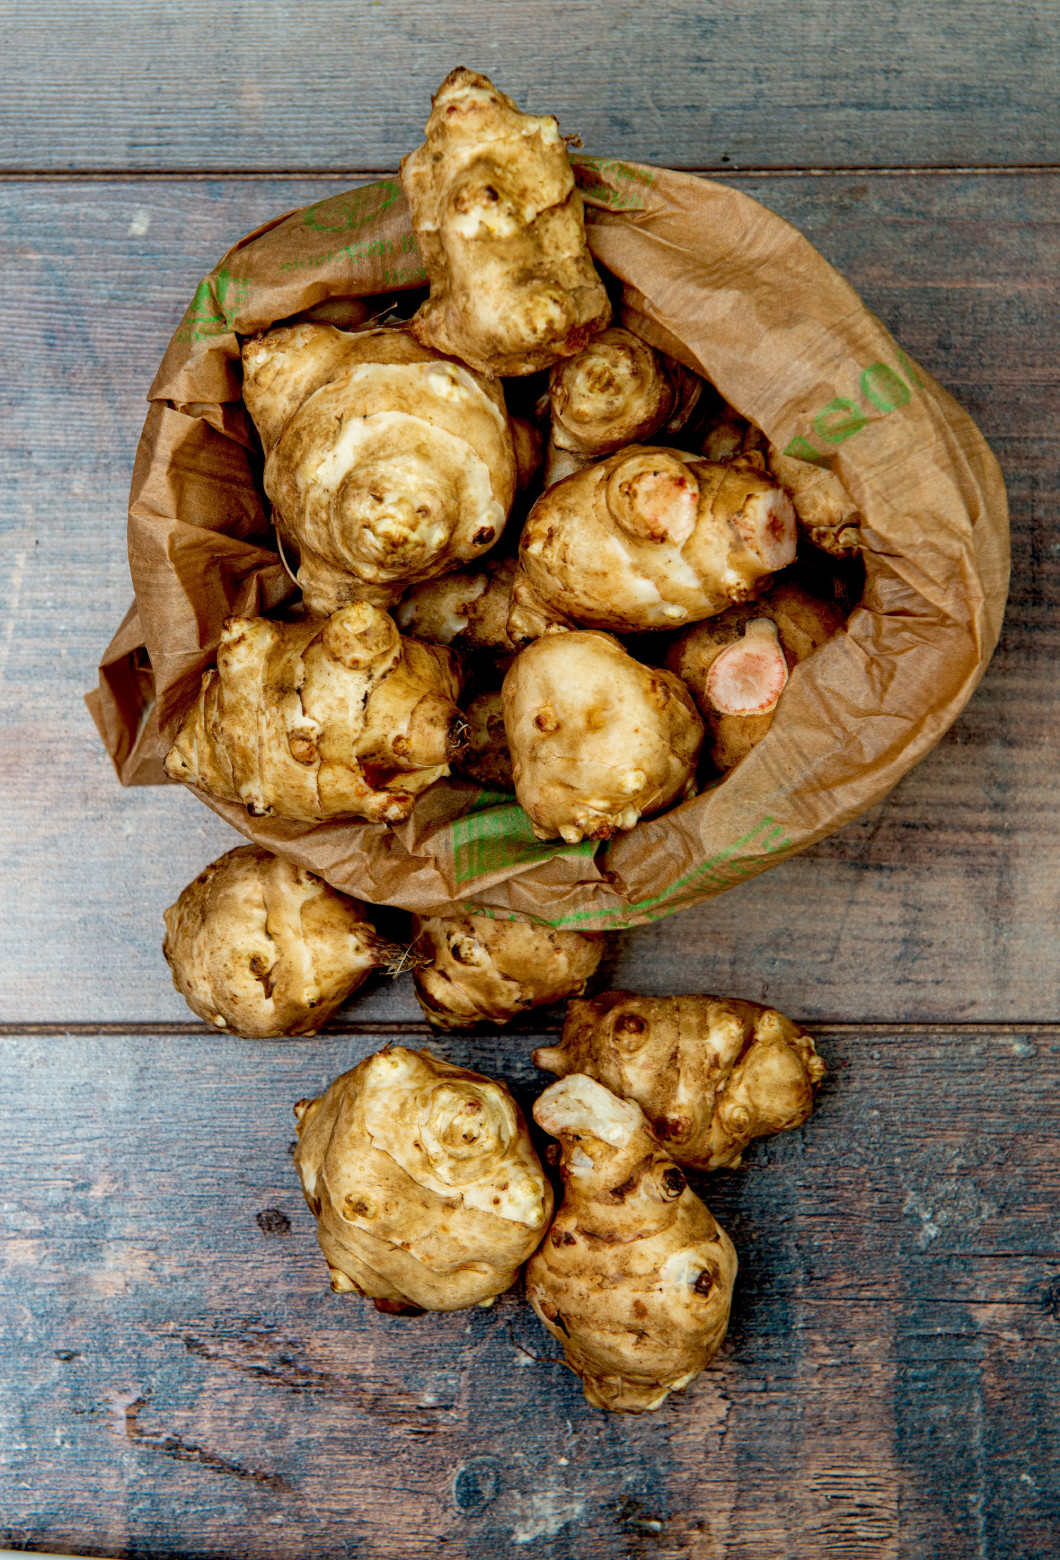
left=534, top=991, right=825, bottom=1170
left=400, top=68, right=611, bottom=377
left=507, top=449, right=797, bottom=641
left=526, top=1073, right=738, bottom=1412
left=666, top=581, right=847, bottom=773
left=411, top=910, right=603, bottom=1028
left=503, top=630, right=704, bottom=843
left=293, top=1047, right=552, bottom=1312
left=88, top=154, right=1009, bottom=930
left=243, top=323, right=518, bottom=615
left=163, top=845, right=405, bottom=1038
left=164, top=602, right=466, bottom=825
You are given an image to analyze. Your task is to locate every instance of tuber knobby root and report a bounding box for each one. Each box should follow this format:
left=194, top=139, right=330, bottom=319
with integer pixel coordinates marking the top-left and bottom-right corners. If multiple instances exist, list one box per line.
left=164, top=601, right=466, bottom=824
left=502, top=629, right=704, bottom=842
left=400, top=68, right=611, bottom=376
left=242, top=323, right=518, bottom=615
left=293, top=1047, right=553, bottom=1312
left=534, top=991, right=826, bottom=1170
left=526, top=1074, right=738, bottom=1412
left=163, top=845, right=404, bottom=1038
left=411, top=911, right=603, bottom=1029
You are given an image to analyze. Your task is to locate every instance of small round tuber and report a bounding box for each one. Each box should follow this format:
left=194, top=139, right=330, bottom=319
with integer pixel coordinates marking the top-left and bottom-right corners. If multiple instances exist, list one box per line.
left=400, top=68, right=611, bottom=376
left=534, top=991, right=826, bottom=1171
left=242, top=323, right=518, bottom=615
left=293, top=1046, right=553, bottom=1312
left=526, top=1073, right=738, bottom=1412
left=507, top=446, right=797, bottom=641
left=395, top=555, right=517, bottom=654
left=164, top=601, right=466, bottom=824
left=411, top=910, right=603, bottom=1029
left=162, top=845, right=404, bottom=1038
left=665, top=581, right=846, bottom=772
left=548, top=327, right=689, bottom=459
left=502, top=629, right=704, bottom=843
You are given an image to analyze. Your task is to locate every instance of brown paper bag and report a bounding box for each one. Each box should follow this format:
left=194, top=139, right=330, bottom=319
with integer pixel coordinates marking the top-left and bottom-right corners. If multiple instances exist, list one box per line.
left=87, top=159, right=1009, bottom=929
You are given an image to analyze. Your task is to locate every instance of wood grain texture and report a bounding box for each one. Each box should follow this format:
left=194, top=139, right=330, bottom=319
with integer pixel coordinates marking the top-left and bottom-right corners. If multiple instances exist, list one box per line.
left=1, top=171, right=1057, bottom=1023
left=1, top=2, right=1059, bottom=173
left=1, top=1026, right=1057, bottom=1558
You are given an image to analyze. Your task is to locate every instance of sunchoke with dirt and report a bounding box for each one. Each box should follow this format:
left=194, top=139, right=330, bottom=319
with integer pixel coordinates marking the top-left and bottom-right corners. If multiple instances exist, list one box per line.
left=164, top=601, right=466, bottom=824
left=534, top=991, right=826, bottom=1171
left=665, top=581, right=846, bottom=772
left=400, top=68, right=611, bottom=376
left=507, top=447, right=797, bottom=640
left=502, top=629, right=703, bottom=842
left=411, top=910, right=603, bottom=1028
left=242, top=323, right=518, bottom=614
left=526, top=1073, right=738, bottom=1412
left=293, top=1047, right=553, bottom=1312
left=162, top=845, right=404, bottom=1038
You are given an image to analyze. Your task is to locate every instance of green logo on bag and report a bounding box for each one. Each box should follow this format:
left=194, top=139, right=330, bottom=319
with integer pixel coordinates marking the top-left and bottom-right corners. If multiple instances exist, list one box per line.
left=181, top=266, right=250, bottom=340
left=576, top=157, right=656, bottom=212
left=785, top=351, right=923, bottom=464
left=451, top=796, right=596, bottom=886
left=303, top=181, right=402, bottom=233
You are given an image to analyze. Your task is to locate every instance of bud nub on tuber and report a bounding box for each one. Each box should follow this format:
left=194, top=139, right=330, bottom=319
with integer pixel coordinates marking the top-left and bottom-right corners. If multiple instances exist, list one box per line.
left=400, top=68, right=611, bottom=377
left=164, top=601, right=466, bottom=824
left=293, top=1047, right=553, bottom=1312
left=526, top=1074, right=738, bottom=1412
left=411, top=910, right=603, bottom=1029
left=507, top=446, right=797, bottom=641
left=242, top=323, right=518, bottom=615
left=163, top=845, right=404, bottom=1038
left=534, top=991, right=826, bottom=1170
left=502, top=629, right=704, bottom=843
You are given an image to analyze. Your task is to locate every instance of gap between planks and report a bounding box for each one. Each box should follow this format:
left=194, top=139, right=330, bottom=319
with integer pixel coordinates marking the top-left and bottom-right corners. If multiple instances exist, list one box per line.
left=2, top=1021, right=1060, bottom=1038
left=2, top=163, right=1060, bottom=181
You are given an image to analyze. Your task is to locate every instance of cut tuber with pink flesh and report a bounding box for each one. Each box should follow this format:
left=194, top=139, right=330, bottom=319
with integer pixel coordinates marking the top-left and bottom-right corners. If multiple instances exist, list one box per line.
left=704, top=619, right=789, bottom=716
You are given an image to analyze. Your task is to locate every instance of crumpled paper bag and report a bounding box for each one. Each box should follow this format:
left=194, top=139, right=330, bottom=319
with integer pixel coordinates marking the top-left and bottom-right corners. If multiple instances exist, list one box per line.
left=87, top=157, right=1009, bottom=930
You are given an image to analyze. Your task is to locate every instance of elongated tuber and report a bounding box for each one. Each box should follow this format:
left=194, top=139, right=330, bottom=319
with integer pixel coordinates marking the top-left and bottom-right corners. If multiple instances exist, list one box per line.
left=411, top=911, right=603, bottom=1028
left=526, top=1074, right=738, bottom=1412
left=395, top=555, right=517, bottom=653
left=507, top=447, right=797, bottom=641
left=163, top=845, right=404, bottom=1038
left=400, top=68, right=611, bottom=376
left=164, top=601, right=466, bottom=824
left=242, top=323, right=518, bottom=614
left=768, top=442, right=862, bottom=557
left=293, top=1047, right=553, bottom=1311
left=534, top=991, right=826, bottom=1171
left=503, top=630, right=704, bottom=842
left=665, top=581, right=846, bottom=772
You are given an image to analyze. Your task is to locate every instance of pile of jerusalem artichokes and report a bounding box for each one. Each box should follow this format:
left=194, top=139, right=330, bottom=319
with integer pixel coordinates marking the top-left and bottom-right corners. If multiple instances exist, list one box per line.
left=161, top=68, right=852, bottom=1413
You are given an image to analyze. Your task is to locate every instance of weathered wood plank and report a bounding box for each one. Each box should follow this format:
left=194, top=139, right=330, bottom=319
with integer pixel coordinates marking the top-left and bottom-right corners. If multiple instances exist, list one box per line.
left=1, top=171, right=1058, bottom=1023
left=1, top=2, right=1059, bottom=173
left=0, top=1026, right=1057, bottom=1558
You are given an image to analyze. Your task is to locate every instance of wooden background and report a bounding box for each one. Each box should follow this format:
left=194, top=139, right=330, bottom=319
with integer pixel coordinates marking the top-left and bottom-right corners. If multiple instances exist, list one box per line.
left=1, top=4, right=1059, bottom=1555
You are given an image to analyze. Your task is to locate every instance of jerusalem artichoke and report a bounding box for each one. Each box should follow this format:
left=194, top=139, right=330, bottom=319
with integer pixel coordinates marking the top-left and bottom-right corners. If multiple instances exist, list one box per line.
left=502, top=630, right=704, bottom=842
left=293, top=1047, right=553, bottom=1311
left=526, top=1074, right=738, bottom=1412
left=395, top=555, right=517, bottom=654
left=242, top=323, right=518, bottom=615
left=164, top=601, right=466, bottom=824
left=400, top=68, right=611, bottom=376
left=411, top=910, right=603, bottom=1028
left=507, top=447, right=797, bottom=641
left=451, top=688, right=515, bottom=791
left=768, top=442, right=862, bottom=557
left=534, top=991, right=826, bottom=1171
left=163, top=845, right=403, bottom=1038
left=665, top=581, right=846, bottom=772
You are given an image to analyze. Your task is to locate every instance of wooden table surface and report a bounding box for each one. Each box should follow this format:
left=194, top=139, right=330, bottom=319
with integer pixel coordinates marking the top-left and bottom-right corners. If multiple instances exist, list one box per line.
left=2, top=6, right=1059, bottom=1557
